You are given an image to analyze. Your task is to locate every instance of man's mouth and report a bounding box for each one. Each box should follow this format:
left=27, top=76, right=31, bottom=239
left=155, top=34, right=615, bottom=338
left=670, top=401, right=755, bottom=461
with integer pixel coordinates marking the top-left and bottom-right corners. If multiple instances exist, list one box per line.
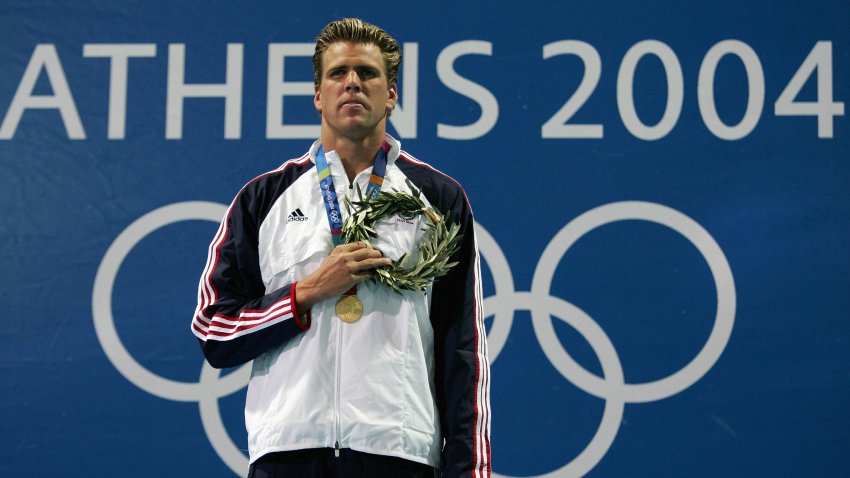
left=341, top=99, right=366, bottom=109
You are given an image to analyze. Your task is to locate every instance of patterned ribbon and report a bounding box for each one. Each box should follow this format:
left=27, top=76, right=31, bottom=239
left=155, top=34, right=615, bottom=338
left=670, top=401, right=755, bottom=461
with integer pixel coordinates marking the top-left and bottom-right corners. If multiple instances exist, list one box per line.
left=315, top=142, right=389, bottom=246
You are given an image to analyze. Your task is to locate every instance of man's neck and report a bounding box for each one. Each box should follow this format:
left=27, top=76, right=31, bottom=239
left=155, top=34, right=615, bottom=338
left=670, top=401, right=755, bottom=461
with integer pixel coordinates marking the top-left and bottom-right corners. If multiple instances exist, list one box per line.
left=321, top=132, right=385, bottom=182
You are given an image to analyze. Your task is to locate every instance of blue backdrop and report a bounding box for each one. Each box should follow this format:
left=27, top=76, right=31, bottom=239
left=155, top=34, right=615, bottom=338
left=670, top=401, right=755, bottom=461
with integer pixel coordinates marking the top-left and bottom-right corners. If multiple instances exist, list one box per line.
left=2, top=1, right=848, bottom=476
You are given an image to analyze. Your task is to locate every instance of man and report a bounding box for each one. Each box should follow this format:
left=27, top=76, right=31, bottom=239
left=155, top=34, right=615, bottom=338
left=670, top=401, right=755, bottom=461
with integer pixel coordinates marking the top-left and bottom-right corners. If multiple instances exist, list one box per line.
left=191, top=18, right=490, bottom=478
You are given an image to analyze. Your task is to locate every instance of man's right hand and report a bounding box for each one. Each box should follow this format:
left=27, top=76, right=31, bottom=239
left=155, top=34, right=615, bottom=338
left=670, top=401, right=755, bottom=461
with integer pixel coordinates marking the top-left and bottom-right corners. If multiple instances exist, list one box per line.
left=294, top=241, right=392, bottom=311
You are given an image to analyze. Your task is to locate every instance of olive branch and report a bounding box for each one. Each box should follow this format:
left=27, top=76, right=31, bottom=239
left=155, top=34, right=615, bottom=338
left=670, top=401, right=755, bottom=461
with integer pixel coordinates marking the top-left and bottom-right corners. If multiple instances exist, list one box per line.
left=342, top=180, right=463, bottom=292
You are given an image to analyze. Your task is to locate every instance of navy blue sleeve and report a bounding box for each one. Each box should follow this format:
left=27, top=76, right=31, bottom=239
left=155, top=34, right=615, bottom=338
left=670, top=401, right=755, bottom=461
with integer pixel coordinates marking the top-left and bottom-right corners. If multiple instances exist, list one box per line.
left=190, top=163, right=313, bottom=369
left=398, top=157, right=492, bottom=478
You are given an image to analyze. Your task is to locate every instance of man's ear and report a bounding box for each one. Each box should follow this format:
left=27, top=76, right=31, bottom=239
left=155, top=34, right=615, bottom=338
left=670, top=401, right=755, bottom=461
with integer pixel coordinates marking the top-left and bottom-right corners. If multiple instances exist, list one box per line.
left=386, top=83, right=398, bottom=112
left=314, top=87, right=322, bottom=114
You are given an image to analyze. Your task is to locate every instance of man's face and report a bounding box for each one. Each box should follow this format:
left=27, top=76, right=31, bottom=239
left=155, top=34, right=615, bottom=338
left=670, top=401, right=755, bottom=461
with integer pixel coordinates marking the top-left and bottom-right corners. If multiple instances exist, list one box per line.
left=314, top=41, right=397, bottom=142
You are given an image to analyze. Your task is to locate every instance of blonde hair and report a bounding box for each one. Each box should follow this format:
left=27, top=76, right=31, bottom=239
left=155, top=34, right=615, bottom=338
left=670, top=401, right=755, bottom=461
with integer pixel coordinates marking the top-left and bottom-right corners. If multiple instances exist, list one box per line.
left=313, top=18, right=401, bottom=88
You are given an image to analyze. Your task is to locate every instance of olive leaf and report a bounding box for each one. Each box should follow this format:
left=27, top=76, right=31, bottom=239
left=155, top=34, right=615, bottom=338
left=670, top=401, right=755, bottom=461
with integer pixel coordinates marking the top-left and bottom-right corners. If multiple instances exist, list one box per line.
left=342, top=180, right=463, bottom=292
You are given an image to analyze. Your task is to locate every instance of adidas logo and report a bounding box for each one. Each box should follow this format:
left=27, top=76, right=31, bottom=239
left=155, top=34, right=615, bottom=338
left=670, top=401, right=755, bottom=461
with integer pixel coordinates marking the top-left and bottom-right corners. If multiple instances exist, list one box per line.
left=286, top=208, right=309, bottom=223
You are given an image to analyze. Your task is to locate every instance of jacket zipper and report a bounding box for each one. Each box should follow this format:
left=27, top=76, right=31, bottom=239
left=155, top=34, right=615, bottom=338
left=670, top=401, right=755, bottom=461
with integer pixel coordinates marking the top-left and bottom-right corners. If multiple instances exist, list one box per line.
left=334, top=315, right=343, bottom=457
left=334, top=182, right=357, bottom=458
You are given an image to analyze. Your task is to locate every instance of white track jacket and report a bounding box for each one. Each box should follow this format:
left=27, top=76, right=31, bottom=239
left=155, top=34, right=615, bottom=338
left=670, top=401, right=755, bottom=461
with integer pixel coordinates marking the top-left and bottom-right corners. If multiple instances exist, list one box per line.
left=191, top=136, right=491, bottom=478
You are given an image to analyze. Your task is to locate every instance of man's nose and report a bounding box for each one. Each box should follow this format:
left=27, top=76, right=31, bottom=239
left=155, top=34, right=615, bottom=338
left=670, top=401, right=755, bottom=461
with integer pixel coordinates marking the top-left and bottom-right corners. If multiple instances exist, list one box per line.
left=344, top=70, right=362, bottom=91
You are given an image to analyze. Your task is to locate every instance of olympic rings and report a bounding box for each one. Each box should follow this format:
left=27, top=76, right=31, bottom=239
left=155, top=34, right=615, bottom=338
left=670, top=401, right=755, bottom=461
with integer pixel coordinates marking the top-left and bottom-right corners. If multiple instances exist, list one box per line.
left=529, top=201, right=736, bottom=404
left=487, top=201, right=736, bottom=478
left=92, top=201, right=251, bottom=476
left=92, top=200, right=735, bottom=478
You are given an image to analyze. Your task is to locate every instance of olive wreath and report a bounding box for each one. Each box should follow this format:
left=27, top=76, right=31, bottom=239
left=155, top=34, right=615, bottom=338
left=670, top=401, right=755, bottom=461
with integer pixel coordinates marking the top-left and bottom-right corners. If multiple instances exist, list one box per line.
left=342, top=180, right=463, bottom=292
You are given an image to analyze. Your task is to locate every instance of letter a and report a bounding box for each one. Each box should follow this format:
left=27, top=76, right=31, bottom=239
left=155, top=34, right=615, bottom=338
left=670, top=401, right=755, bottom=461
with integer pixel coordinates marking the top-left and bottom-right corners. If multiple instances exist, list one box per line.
left=0, top=44, right=86, bottom=140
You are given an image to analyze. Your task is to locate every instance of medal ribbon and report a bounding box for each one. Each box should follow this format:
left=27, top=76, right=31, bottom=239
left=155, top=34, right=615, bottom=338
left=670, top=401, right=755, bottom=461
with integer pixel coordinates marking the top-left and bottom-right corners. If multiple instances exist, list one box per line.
left=315, top=142, right=389, bottom=246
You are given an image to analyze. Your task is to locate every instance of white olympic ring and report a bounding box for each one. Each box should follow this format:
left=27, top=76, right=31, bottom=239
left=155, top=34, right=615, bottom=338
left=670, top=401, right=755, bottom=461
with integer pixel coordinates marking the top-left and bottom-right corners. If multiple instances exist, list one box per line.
left=92, top=200, right=735, bottom=478
left=487, top=200, right=736, bottom=478
left=92, top=201, right=251, bottom=476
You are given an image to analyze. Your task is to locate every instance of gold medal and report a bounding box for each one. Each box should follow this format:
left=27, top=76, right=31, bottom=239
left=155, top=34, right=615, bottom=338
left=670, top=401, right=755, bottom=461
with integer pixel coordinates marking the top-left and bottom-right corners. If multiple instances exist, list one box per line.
left=335, top=295, right=363, bottom=323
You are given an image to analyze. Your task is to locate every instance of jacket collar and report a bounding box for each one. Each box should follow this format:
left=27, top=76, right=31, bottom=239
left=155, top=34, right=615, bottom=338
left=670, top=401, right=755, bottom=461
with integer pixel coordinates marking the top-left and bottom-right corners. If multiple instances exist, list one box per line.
left=308, top=133, right=400, bottom=168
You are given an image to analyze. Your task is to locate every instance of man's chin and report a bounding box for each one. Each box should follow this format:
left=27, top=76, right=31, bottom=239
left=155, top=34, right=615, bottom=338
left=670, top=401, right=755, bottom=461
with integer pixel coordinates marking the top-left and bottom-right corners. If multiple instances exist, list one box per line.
left=329, top=123, right=382, bottom=141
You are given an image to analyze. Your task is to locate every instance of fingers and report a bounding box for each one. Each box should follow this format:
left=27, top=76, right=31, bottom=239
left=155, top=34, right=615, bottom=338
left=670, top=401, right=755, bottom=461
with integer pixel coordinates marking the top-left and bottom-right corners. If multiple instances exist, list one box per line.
left=347, top=247, right=385, bottom=263
left=346, top=252, right=392, bottom=274
left=350, top=256, right=393, bottom=274
left=334, top=241, right=371, bottom=253
left=298, top=242, right=392, bottom=307
left=335, top=242, right=390, bottom=267
left=332, top=241, right=392, bottom=283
